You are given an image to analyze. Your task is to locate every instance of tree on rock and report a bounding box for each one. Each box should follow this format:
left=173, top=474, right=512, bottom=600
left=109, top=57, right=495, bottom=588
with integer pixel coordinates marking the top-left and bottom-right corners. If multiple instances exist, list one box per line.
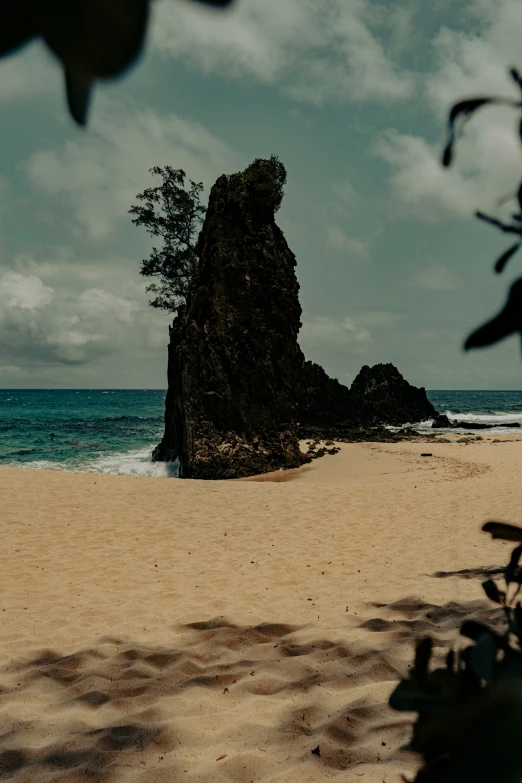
left=129, top=165, right=206, bottom=312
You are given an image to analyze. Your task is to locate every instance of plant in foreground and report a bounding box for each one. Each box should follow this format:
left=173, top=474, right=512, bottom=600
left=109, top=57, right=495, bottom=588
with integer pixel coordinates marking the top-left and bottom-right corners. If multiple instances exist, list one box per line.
left=389, top=521, right=522, bottom=782
left=442, top=67, right=522, bottom=353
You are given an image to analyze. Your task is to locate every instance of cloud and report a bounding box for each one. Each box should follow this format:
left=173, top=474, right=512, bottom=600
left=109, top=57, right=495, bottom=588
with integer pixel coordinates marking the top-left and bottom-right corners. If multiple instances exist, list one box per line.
left=0, top=42, right=56, bottom=102
left=23, top=98, right=245, bottom=240
left=409, top=263, right=463, bottom=291
left=150, top=0, right=414, bottom=105
left=0, top=272, right=53, bottom=310
left=331, top=179, right=360, bottom=213
left=376, top=0, right=522, bottom=222
left=0, top=253, right=169, bottom=369
left=299, top=315, right=372, bottom=351
left=326, top=225, right=369, bottom=260
left=351, top=310, right=405, bottom=327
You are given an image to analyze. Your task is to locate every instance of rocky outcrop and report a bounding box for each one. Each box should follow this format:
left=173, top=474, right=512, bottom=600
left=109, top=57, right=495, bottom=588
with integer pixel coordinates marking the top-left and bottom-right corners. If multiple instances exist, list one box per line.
left=297, top=361, right=355, bottom=426
left=432, top=416, right=520, bottom=430
left=350, top=363, right=437, bottom=426
left=297, top=361, right=437, bottom=433
left=153, top=157, right=307, bottom=479
left=432, top=413, right=452, bottom=428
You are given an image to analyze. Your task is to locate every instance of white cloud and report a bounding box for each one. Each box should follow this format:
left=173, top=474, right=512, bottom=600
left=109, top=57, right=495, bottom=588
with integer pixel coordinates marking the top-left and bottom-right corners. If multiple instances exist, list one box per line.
left=409, top=263, right=463, bottom=291
left=326, top=224, right=369, bottom=260
left=0, top=272, right=53, bottom=310
left=0, top=42, right=56, bottom=102
left=23, top=98, right=245, bottom=240
left=0, top=255, right=169, bottom=368
left=299, top=315, right=372, bottom=351
left=150, top=0, right=414, bottom=105
left=376, top=0, right=522, bottom=222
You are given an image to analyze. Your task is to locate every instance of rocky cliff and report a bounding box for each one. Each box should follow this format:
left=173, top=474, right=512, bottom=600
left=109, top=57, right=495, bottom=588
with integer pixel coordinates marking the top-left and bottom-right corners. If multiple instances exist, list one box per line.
left=297, top=360, right=436, bottom=431
left=153, top=157, right=306, bottom=479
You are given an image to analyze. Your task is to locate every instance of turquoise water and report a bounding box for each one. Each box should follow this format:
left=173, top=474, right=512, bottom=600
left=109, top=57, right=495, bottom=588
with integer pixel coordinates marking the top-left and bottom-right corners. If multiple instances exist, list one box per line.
left=0, top=389, right=175, bottom=476
left=1, top=389, right=522, bottom=476
left=425, top=390, right=522, bottom=432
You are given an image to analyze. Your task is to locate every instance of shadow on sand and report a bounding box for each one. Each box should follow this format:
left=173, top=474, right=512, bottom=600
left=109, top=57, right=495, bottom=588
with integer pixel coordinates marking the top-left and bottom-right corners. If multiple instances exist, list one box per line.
left=0, top=596, right=504, bottom=780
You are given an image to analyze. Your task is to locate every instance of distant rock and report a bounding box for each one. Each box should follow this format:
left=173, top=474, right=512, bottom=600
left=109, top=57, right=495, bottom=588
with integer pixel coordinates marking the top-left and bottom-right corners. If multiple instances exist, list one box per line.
left=350, top=363, right=437, bottom=426
left=153, top=158, right=307, bottom=479
left=431, top=415, right=521, bottom=430
left=297, top=361, right=437, bottom=436
left=432, top=413, right=453, bottom=428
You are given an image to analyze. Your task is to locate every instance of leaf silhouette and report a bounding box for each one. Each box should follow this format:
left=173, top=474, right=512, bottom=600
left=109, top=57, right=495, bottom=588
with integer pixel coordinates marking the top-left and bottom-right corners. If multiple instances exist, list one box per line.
left=494, top=242, right=521, bottom=273
left=510, top=67, right=522, bottom=92
left=442, top=141, right=453, bottom=168
left=483, top=521, right=522, bottom=542
left=506, top=544, right=522, bottom=582
left=413, top=637, right=432, bottom=686
left=460, top=620, right=496, bottom=642
left=482, top=578, right=505, bottom=604
left=465, top=278, right=522, bottom=350
left=470, top=633, right=497, bottom=684
left=442, top=99, right=494, bottom=168
left=476, top=211, right=522, bottom=235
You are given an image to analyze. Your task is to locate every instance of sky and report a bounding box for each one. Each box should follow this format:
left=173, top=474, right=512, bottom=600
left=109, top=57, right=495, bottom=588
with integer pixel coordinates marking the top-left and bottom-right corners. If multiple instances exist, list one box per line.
left=1, top=0, right=522, bottom=390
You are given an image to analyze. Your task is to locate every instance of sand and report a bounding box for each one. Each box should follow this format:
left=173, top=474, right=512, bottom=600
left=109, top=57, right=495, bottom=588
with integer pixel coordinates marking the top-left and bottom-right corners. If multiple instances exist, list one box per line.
left=0, top=435, right=521, bottom=781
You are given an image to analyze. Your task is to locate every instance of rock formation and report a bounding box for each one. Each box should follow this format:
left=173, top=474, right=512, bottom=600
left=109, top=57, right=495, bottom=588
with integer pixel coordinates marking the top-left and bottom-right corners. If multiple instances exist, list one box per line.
left=297, top=361, right=354, bottom=426
left=153, top=157, right=307, bottom=479
left=350, top=363, right=437, bottom=426
left=297, top=361, right=437, bottom=434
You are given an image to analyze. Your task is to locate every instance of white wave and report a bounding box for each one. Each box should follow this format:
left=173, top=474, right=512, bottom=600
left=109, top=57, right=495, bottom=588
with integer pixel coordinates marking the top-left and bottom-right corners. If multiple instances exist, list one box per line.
left=409, top=410, right=522, bottom=435
left=441, top=410, right=522, bottom=423
left=18, top=446, right=180, bottom=478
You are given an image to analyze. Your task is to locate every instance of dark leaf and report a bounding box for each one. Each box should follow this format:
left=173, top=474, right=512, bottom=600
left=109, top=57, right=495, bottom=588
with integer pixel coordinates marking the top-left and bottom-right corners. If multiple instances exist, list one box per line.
left=494, top=242, right=521, bottom=274
left=441, top=142, right=453, bottom=168
left=515, top=602, right=522, bottom=630
left=64, top=70, right=92, bottom=127
left=388, top=679, right=447, bottom=712
left=510, top=67, right=522, bottom=92
left=448, top=98, right=494, bottom=125
left=461, top=620, right=496, bottom=641
left=443, top=99, right=494, bottom=168
left=476, top=210, right=522, bottom=235
left=0, top=8, right=36, bottom=57
left=465, top=278, right=522, bottom=350
left=482, top=578, right=506, bottom=604
left=507, top=544, right=522, bottom=580
left=470, top=632, right=497, bottom=684
left=504, top=544, right=522, bottom=584
left=465, top=314, right=516, bottom=350
left=413, top=637, right=432, bottom=685
left=483, top=521, right=522, bottom=542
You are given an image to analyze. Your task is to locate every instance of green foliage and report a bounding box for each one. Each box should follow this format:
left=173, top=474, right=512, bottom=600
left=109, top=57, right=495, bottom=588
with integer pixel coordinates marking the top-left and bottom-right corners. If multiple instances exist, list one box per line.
left=129, top=165, right=206, bottom=312
left=229, top=154, right=287, bottom=214
left=390, top=521, right=522, bottom=782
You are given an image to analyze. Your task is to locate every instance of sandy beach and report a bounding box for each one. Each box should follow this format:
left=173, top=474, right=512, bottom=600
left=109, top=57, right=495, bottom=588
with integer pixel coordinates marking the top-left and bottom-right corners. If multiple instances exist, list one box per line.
left=0, top=436, right=521, bottom=781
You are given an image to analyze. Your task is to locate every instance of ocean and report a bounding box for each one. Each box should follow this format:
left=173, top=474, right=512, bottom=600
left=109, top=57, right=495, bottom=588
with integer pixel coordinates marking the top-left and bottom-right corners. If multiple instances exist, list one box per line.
left=1, top=389, right=522, bottom=477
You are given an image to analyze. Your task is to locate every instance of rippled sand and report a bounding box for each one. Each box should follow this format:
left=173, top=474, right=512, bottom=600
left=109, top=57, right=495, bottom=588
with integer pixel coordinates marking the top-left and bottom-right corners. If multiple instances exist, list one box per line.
left=0, top=436, right=519, bottom=781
